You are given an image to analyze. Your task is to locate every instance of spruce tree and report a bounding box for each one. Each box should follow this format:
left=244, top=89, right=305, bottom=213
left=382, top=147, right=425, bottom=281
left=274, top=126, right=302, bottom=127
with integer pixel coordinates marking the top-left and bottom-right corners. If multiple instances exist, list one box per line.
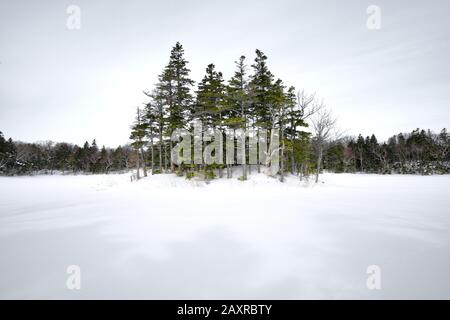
left=196, top=64, right=226, bottom=129
left=249, top=49, right=276, bottom=173
left=249, top=49, right=275, bottom=129
left=157, top=42, right=194, bottom=171
left=130, top=107, right=148, bottom=179
left=226, top=56, right=249, bottom=179
left=195, top=63, right=226, bottom=176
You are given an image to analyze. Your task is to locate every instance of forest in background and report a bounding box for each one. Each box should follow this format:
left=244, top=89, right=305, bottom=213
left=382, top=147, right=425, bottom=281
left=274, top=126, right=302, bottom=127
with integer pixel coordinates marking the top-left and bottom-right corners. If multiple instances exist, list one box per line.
left=1, top=43, right=449, bottom=179
left=1, top=127, right=449, bottom=178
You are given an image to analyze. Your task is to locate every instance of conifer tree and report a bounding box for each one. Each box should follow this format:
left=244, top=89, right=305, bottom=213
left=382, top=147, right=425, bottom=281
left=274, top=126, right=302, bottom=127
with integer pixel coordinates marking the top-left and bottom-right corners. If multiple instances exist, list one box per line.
left=196, top=64, right=226, bottom=129
left=195, top=63, right=226, bottom=176
left=268, top=79, right=288, bottom=181
left=226, top=56, right=249, bottom=179
left=130, top=107, right=148, bottom=179
left=249, top=49, right=275, bottom=129
left=157, top=42, right=195, bottom=171
left=249, top=49, right=276, bottom=173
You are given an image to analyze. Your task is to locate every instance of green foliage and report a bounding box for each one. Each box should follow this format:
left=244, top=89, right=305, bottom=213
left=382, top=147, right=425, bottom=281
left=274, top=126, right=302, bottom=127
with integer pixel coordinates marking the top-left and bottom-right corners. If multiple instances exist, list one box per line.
left=249, top=49, right=275, bottom=128
left=185, top=171, right=195, bottom=180
left=204, top=170, right=216, bottom=180
left=175, top=170, right=184, bottom=177
left=195, top=63, right=226, bottom=128
left=3, top=43, right=448, bottom=178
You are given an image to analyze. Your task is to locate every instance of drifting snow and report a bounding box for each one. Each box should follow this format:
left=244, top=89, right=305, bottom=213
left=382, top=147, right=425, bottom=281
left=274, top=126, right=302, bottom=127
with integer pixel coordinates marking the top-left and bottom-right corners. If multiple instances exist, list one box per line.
left=0, top=171, right=449, bottom=299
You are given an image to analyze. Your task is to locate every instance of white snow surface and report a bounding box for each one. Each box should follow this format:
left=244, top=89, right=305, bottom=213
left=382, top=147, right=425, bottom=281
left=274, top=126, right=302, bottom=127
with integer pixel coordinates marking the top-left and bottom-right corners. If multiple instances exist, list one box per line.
left=1, top=171, right=450, bottom=299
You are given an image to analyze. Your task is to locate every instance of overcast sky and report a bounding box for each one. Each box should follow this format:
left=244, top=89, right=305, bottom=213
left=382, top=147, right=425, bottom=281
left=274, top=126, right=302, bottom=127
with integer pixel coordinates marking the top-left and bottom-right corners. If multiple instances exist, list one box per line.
left=0, top=0, right=449, bottom=147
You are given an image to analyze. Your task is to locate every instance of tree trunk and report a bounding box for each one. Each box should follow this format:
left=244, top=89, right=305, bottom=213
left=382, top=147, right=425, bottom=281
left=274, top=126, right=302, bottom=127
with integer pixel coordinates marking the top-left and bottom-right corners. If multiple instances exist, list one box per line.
left=359, top=151, right=364, bottom=172
left=280, top=131, right=285, bottom=182
left=315, top=148, right=322, bottom=183
left=136, top=149, right=140, bottom=180
left=257, top=129, right=261, bottom=173
left=290, top=119, right=295, bottom=174
left=242, top=129, right=247, bottom=180
left=299, top=163, right=304, bottom=181
left=150, top=134, right=154, bottom=175
left=140, top=147, right=147, bottom=177
left=164, top=143, right=168, bottom=172
left=159, top=129, right=163, bottom=172
left=170, top=141, right=174, bottom=172
left=240, top=103, right=247, bottom=180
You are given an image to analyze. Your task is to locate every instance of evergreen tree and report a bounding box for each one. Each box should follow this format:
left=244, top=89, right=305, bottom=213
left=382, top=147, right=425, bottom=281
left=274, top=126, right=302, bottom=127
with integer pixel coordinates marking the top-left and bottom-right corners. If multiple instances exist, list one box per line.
left=195, top=63, right=226, bottom=177
left=129, top=107, right=148, bottom=179
left=285, top=88, right=311, bottom=175
left=249, top=49, right=275, bottom=129
left=90, top=139, right=100, bottom=173
left=195, top=63, right=226, bottom=129
left=157, top=42, right=195, bottom=171
left=144, top=89, right=167, bottom=172
left=225, top=56, right=249, bottom=179
left=98, top=146, right=112, bottom=173
left=54, top=143, right=73, bottom=173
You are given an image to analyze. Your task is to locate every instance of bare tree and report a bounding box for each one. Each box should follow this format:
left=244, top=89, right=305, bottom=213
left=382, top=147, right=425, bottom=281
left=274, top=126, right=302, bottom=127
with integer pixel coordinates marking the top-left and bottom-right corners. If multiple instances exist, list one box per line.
left=311, top=105, right=337, bottom=183
left=284, top=90, right=320, bottom=176
left=290, top=90, right=319, bottom=175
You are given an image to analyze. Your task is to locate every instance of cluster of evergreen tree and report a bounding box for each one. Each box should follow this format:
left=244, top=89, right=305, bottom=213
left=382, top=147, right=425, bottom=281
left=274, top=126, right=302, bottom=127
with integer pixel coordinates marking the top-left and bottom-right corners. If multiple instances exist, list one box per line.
left=324, top=128, right=450, bottom=174
left=2, top=43, right=448, bottom=179
left=129, top=42, right=450, bottom=180
left=0, top=132, right=134, bottom=175
left=130, top=42, right=316, bottom=181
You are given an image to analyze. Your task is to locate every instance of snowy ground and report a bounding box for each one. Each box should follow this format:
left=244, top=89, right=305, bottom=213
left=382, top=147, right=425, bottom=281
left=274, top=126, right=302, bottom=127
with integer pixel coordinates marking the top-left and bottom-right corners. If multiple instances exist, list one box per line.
left=1, top=171, right=450, bottom=299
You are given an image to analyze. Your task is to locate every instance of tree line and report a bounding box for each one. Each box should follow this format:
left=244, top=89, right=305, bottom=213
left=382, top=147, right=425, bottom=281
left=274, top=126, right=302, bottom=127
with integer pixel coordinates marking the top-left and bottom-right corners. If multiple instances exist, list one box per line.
left=0, top=133, right=135, bottom=175
left=1, top=42, right=448, bottom=178
left=324, top=128, right=449, bottom=175
left=1, top=127, right=448, bottom=177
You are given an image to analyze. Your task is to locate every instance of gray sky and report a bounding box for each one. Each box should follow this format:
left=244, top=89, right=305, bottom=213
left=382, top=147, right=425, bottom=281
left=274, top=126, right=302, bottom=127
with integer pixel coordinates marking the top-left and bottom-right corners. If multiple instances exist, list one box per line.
left=1, top=0, right=449, bottom=147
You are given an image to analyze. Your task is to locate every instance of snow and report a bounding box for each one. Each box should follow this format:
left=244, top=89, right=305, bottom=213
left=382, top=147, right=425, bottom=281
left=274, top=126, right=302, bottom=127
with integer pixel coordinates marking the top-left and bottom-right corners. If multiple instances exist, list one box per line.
left=1, top=171, right=450, bottom=299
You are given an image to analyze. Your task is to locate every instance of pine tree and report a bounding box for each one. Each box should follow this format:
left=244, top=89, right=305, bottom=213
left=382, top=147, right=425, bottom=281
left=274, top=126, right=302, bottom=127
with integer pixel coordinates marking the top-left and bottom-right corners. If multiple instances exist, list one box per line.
left=130, top=107, right=148, bottom=179
left=268, top=79, right=293, bottom=181
left=249, top=49, right=276, bottom=173
left=0, top=132, right=15, bottom=173
left=196, top=63, right=226, bottom=129
left=90, top=139, right=99, bottom=173
left=226, top=56, right=249, bottom=179
left=144, top=89, right=167, bottom=172
left=81, top=141, right=91, bottom=172
left=99, top=146, right=112, bottom=173
left=157, top=42, right=195, bottom=171
left=54, top=143, right=73, bottom=173
left=195, top=63, right=226, bottom=177
left=285, top=88, right=310, bottom=175
left=249, top=49, right=275, bottom=129
left=112, top=146, right=126, bottom=171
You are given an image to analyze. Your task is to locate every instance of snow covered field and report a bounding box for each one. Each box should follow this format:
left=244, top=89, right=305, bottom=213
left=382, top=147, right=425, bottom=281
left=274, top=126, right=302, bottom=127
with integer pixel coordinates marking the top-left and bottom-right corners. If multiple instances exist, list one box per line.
left=1, top=172, right=449, bottom=299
